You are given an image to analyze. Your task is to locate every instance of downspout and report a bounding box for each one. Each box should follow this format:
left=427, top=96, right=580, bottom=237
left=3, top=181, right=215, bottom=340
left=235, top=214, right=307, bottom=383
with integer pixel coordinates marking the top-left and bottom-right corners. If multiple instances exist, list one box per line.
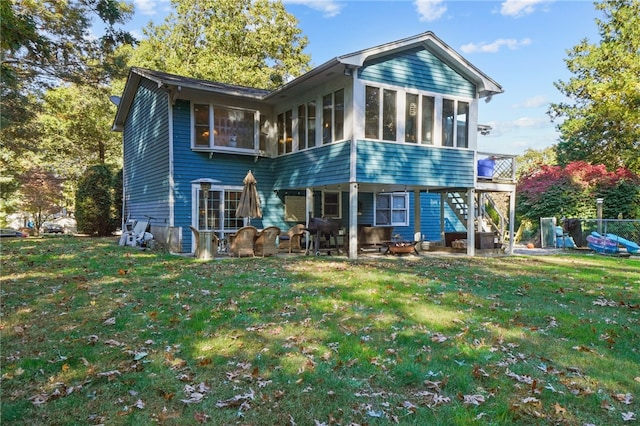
left=168, top=94, right=175, bottom=227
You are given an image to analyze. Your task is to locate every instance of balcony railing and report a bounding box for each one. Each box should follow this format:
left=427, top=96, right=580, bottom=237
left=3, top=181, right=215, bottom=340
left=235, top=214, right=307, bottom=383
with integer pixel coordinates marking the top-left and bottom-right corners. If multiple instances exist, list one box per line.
left=477, top=152, right=517, bottom=183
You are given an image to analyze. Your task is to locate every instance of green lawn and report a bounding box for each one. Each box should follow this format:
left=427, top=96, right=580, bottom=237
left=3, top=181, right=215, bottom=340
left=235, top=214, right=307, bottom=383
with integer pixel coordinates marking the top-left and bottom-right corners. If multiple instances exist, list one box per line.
left=1, top=236, right=638, bottom=425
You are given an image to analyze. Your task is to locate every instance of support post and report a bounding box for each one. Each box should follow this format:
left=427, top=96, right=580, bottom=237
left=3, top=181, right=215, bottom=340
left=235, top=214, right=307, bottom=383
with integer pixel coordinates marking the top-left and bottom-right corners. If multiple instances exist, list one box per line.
left=466, top=188, right=476, bottom=256
left=349, top=183, right=358, bottom=259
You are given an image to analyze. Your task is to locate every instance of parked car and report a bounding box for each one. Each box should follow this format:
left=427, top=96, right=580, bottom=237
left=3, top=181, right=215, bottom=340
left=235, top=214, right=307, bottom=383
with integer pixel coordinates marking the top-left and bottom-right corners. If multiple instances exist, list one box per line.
left=0, top=228, right=28, bottom=238
left=43, top=223, right=64, bottom=234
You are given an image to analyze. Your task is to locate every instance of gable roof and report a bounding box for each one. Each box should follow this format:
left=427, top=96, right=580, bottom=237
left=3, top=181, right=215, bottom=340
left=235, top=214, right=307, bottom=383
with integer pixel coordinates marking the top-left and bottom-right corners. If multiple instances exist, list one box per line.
left=268, top=31, right=502, bottom=100
left=113, top=32, right=502, bottom=131
left=112, top=68, right=270, bottom=131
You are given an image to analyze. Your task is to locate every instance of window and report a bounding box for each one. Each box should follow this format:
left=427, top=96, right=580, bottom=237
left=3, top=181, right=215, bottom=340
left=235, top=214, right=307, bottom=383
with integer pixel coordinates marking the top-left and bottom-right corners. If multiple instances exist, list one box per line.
left=307, top=101, right=316, bottom=148
left=322, top=192, right=341, bottom=219
left=223, top=191, right=244, bottom=230
left=297, top=104, right=306, bottom=150
left=259, top=115, right=268, bottom=152
left=196, top=187, right=243, bottom=232
left=382, top=89, right=397, bottom=141
left=442, top=99, right=455, bottom=147
left=375, top=193, right=409, bottom=226
left=323, top=94, right=332, bottom=144
left=194, top=104, right=211, bottom=147
left=365, top=86, right=380, bottom=139
left=421, top=96, right=434, bottom=145
left=322, top=89, right=345, bottom=144
left=405, top=93, right=419, bottom=143
left=193, top=104, right=256, bottom=150
left=334, top=89, right=344, bottom=140
left=456, top=101, right=469, bottom=148
left=277, top=110, right=293, bottom=155
left=364, top=86, right=397, bottom=141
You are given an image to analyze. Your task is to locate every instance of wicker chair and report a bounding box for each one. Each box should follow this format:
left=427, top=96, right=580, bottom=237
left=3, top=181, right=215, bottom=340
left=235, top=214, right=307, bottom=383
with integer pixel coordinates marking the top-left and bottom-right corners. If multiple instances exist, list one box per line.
left=254, top=226, right=281, bottom=257
left=228, top=226, right=258, bottom=257
left=279, top=224, right=306, bottom=253
left=190, top=226, right=218, bottom=259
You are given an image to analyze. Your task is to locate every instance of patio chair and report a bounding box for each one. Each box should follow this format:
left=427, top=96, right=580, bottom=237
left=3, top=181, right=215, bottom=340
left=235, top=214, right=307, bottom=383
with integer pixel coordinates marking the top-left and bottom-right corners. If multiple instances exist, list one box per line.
left=254, top=226, right=281, bottom=257
left=228, top=226, right=258, bottom=257
left=279, top=224, right=306, bottom=253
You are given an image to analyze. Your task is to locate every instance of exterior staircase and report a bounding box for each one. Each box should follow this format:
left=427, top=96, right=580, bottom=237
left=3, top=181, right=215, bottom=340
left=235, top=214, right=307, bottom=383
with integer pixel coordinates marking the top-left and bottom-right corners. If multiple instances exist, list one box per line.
left=446, top=192, right=507, bottom=247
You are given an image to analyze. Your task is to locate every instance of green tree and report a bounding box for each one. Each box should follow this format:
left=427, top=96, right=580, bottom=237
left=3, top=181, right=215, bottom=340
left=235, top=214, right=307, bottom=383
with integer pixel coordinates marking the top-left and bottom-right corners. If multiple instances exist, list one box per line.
left=75, top=164, right=115, bottom=236
left=38, top=84, right=123, bottom=179
left=129, top=0, right=311, bottom=89
left=1, top=0, right=135, bottom=212
left=515, top=146, right=557, bottom=179
left=548, top=0, right=640, bottom=174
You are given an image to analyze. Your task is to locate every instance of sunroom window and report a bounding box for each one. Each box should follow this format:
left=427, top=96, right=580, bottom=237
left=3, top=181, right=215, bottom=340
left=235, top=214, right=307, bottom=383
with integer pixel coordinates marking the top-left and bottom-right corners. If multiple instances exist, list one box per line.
left=364, top=86, right=397, bottom=141
left=277, top=110, right=293, bottom=155
left=375, top=193, right=409, bottom=226
left=322, top=89, right=344, bottom=144
left=192, top=104, right=257, bottom=150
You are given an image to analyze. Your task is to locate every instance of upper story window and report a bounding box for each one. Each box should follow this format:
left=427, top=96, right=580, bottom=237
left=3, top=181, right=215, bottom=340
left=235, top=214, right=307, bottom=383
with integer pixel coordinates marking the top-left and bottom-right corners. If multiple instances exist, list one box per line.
left=374, top=192, right=408, bottom=226
left=365, top=86, right=397, bottom=141
left=443, top=99, right=469, bottom=148
left=297, top=101, right=317, bottom=150
left=323, top=89, right=344, bottom=144
left=365, top=85, right=468, bottom=148
left=277, top=110, right=293, bottom=155
left=192, top=104, right=257, bottom=150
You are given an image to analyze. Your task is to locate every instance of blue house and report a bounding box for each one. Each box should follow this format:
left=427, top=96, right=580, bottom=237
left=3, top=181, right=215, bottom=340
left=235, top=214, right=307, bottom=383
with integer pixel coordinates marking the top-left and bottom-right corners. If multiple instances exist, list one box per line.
left=112, top=31, right=517, bottom=258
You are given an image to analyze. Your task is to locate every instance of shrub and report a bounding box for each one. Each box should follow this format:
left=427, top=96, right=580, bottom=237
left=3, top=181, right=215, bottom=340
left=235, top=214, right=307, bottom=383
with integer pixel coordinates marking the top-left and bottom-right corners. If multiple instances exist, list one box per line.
left=75, top=165, right=115, bottom=236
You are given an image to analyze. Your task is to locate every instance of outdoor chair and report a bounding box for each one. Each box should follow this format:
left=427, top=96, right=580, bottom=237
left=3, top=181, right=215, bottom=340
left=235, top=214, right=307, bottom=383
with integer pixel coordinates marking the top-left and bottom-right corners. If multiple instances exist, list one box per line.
left=190, top=226, right=218, bottom=259
left=228, top=226, right=258, bottom=257
left=254, top=226, right=281, bottom=257
left=279, top=224, right=306, bottom=253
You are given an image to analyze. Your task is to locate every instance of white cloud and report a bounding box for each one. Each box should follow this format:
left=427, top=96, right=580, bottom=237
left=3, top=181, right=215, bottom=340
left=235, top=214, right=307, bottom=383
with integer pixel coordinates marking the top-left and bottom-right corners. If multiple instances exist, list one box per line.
left=460, top=38, right=531, bottom=53
left=284, top=0, right=344, bottom=17
left=414, top=0, right=447, bottom=22
left=500, top=0, right=553, bottom=17
left=514, top=95, right=549, bottom=108
left=134, top=0, right=163, bottom=16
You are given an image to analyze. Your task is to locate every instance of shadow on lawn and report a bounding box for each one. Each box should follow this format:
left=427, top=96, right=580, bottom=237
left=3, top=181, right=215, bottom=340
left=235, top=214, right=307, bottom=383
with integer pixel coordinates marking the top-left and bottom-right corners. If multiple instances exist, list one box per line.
left=2, top=237, right=638, bottom=425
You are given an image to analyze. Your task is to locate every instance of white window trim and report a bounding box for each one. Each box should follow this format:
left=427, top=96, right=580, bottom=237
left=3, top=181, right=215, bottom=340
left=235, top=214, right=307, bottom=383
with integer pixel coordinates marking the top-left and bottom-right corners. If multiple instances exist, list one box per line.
left=374, top=192, right=409, bottom=227
left=191, top=184, right=244, bottom=252
left=190, top=103, right=259, bottom=153
left=322, top=191, right=342, bottom=219
left=361, top=82, right=474, bottom=149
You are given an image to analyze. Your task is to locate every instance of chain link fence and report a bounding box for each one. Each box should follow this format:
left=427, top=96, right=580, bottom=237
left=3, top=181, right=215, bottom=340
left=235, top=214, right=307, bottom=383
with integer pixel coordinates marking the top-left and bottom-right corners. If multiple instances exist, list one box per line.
left=564, top=219, right=640, bottom=247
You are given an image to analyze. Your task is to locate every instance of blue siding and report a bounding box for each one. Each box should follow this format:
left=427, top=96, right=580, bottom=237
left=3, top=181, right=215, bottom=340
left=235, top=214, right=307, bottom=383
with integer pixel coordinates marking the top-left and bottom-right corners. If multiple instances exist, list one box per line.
left=171, top=99, right=291, bottom=251
left=123, top=79, right=171, bottom=225
left=358, top=47, right=476, bottom=98
left=356, top=140, right=474, bottom=187
left=272, top=142, right=351, bottom=189
left=356, top=192, right=462, bottom=243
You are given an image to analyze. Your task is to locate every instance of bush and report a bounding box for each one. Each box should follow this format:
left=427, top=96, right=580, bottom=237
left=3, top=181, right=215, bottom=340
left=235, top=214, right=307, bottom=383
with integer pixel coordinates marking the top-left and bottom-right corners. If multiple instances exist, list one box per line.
left=516, top=161, right=640, bottom=233
left=75, top=165, right=115, bottom=236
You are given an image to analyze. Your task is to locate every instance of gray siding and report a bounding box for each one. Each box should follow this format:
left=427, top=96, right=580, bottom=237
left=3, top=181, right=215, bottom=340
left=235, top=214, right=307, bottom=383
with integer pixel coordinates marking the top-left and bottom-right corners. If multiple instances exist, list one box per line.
left=356, top=140, right=474, bottom=187
left=358, top=47, right=476, bottom=98
left=123, top=79, right=171, bottom=225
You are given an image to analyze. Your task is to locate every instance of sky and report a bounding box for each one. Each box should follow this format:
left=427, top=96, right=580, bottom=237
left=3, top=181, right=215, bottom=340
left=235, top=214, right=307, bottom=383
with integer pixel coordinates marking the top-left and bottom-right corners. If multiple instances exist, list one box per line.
left=120, top=0, right=603, bottom=157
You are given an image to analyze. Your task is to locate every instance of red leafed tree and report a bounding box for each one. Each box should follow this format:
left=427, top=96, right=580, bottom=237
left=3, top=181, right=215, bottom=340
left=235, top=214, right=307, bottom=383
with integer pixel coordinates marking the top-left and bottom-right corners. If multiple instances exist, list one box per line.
left=517, top=161, right=640, bottom=225
left=18, top=167, right=65, bottom=233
